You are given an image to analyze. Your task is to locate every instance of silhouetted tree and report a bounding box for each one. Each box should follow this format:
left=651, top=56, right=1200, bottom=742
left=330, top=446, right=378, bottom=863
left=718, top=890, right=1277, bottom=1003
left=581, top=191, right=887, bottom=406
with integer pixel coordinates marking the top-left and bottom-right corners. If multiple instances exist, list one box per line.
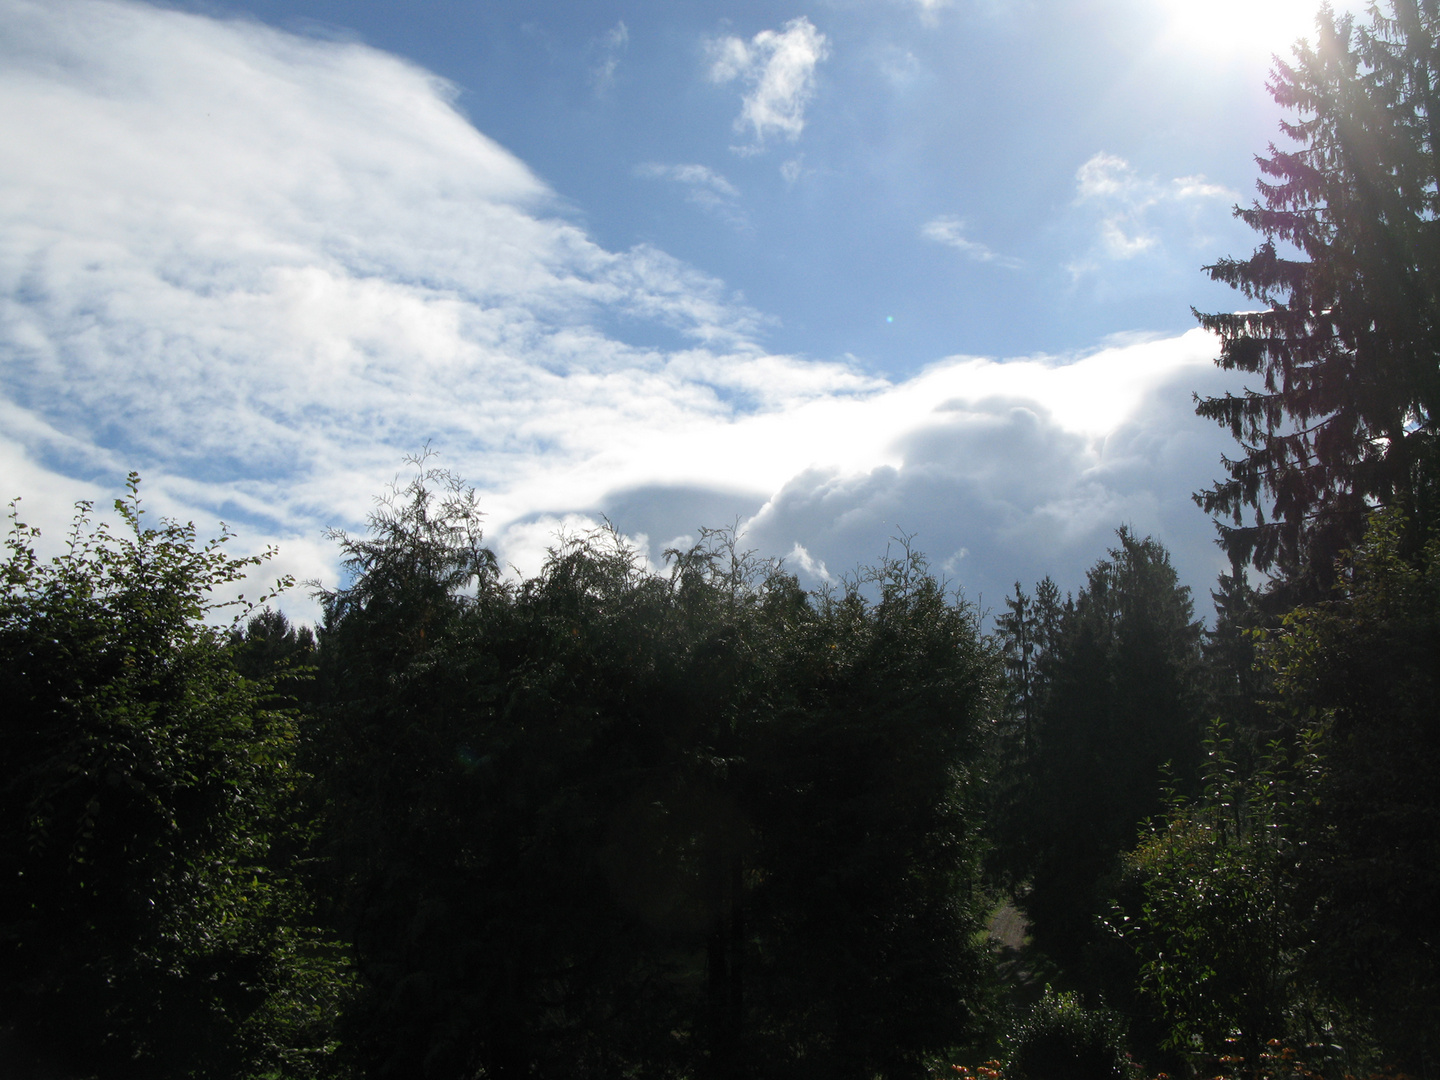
left=1119, top=511, right=1440, bottom=1076
left=1194, top=0, right=1440, bottom=585
left=1260, top=511, right=1440, bottom=1071
left=0, top=480, right=345, bottom=1079
left=1003, top=531, right=1205, bottom=988
left=314, top=464, right=1002, bottom=1080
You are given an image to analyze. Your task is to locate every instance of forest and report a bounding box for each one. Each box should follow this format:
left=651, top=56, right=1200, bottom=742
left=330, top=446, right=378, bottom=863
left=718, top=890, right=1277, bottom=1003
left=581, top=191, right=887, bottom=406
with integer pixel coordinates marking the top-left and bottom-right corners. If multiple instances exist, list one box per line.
left=2, top=3, right=1438, bottom=1079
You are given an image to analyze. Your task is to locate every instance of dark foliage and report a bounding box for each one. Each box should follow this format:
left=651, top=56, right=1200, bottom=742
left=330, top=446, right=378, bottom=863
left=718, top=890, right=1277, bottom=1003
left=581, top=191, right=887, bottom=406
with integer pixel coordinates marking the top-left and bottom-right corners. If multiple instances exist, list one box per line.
left=1193, top=0, right=1440, bottom=584
left=992, top=529, right=1205, bottom=1050
left=0, top=480, right=348, bottom=1079
left=1263, top=512, right=1440, bottom=1071
left=310, top=463, right=1002, bottom=1080
left=1005, top=988, right=1134, bottom=1080
left=1118, top=512, right=1440, bottom=1077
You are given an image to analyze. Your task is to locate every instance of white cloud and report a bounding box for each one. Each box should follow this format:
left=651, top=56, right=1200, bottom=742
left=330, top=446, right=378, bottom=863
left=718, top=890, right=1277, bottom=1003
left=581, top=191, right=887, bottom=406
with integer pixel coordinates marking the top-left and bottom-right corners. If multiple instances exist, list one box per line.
left=1070, top=152, right=1237, bottom=269
left=878, top=46, right=926, bottom=88
left=0, top=0, right=1243, bottom=624
left=921, top=215, right=1022, bottom=269
left=706, top=17, right=830, bottom=150
left=1172, top=174, right=1233, bottom=200
left=590, top=20, right=628, bottom=93
left=635, top=163, right=738, bottom=199
left=634, top=162, right=746, bottom=226
left=786, top=541, right=833, bottom=584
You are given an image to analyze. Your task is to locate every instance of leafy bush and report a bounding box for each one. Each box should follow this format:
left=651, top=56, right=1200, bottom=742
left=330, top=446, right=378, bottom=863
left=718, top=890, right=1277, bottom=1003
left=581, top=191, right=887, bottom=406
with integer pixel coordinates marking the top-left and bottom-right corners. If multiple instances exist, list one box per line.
left=1004, top=989, right=1134, bottom=1080
left=0, top=478, right=351, bottom=1079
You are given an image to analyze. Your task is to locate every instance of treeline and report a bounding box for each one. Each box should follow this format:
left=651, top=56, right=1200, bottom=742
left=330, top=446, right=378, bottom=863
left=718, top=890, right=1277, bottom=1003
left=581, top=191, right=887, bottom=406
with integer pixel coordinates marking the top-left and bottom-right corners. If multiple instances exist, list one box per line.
left=1, top=468, right=1005, bottom=1080
left=1, top=463, right=1435, bottom=1080
left=5, top=0, right=1440, bottom=1076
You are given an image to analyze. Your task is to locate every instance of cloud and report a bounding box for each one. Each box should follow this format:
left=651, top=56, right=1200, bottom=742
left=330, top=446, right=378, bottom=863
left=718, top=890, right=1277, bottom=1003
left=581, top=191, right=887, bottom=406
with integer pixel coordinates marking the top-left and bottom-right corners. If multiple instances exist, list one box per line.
left=878, top=46, right=926, bottom=89
left=786, top=542, right=833, bottom=584
left=590, top=20, right=628, bottom=93
left=706, top=17, right=830, bottom=150
left=1069, top=152, right=1237, bottom=271
left=921, top=215, right=1022, bottom=269
left=0, top=0, right=1243, bottom=626
left=730, top=333, right=1243, bottom=610
left=634, top=162, right=746, bottom=226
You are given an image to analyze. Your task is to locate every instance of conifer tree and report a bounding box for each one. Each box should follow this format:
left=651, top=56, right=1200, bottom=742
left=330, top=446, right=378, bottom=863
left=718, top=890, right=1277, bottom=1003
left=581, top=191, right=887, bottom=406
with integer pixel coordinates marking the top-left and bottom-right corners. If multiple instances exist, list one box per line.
left=1005, top=532, right=1205, bottom=984
left=1194, top=0, right=1440, bottom=582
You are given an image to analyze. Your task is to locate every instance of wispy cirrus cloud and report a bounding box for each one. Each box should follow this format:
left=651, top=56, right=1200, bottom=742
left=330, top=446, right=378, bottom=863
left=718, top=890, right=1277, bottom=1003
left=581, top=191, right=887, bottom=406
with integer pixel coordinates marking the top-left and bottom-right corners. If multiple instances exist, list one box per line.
left=590, top=20, right=628, bottom=94
left=706, top=17, right=830, bottom=151
left=921, top=215, right=1022, bottom=269
left=0, top=0, right=1240, bottom=622
left=634, top=162, right=746, bottom=227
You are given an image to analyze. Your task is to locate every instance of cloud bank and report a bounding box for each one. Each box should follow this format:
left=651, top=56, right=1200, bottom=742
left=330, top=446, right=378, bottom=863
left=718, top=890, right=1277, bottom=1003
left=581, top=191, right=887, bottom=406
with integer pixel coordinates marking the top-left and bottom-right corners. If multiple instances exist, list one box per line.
left=0, top=0, right=1239, bottom=621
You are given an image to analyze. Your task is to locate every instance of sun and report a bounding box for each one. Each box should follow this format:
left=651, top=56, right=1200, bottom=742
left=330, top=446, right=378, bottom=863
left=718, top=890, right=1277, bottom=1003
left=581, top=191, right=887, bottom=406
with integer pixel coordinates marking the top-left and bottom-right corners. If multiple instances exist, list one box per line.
left=1157, top=0, right=1362, bottom=59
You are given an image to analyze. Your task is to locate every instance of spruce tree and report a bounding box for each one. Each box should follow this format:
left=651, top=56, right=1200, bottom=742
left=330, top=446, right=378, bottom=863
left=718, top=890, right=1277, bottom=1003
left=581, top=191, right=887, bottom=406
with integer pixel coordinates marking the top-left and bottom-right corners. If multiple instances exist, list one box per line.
left=1194, top=0, right=1440, bottom=583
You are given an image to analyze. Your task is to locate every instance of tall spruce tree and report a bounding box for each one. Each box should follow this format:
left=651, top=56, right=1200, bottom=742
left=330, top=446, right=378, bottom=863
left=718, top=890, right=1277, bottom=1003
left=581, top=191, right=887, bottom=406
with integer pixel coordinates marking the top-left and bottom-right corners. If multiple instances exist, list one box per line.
left=1194, top=0, right=1440, bottom=583
left=1003, top=531, right=1205, bottom=989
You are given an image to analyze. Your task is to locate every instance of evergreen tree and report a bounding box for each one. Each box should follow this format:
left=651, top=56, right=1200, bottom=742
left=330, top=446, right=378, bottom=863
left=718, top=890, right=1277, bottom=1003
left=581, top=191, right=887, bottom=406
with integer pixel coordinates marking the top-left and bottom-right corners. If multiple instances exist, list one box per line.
left=1004, top=532, right=1205, bottom=987
left=1194, top=0, right=1440, bottom=584
left=1201, top=564, right=1274, bottom=763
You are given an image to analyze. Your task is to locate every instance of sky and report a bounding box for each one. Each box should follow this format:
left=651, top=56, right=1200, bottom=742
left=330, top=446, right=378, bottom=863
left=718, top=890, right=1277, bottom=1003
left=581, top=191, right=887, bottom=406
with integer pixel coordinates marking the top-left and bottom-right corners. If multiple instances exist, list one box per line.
left=0, top=0, right=1362, bottom=623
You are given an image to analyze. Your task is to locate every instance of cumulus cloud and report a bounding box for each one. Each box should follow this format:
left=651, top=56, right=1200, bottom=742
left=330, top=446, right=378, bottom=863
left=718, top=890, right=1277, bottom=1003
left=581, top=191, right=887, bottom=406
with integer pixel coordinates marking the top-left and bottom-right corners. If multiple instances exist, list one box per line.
left=921, top=215, right=1022, bottom=269
left=1069, top=151, right=1237, bottom=272
left=706, top=17, right=830, bottom=150
left=0, top=0, right=1242, bottom=625
left=730, top=333, right=1242, bottom=609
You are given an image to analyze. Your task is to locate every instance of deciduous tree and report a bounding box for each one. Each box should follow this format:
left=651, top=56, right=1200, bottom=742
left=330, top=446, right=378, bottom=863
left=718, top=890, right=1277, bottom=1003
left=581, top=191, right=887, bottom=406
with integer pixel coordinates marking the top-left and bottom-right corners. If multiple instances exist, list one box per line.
left=0, top=479, right=344, bottom=1079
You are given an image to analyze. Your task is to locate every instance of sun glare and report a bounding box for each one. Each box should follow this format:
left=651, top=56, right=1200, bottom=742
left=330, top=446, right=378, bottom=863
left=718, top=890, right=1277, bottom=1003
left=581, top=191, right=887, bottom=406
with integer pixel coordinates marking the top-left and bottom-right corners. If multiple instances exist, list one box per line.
left=1159, top=0, right=1362, bottom=58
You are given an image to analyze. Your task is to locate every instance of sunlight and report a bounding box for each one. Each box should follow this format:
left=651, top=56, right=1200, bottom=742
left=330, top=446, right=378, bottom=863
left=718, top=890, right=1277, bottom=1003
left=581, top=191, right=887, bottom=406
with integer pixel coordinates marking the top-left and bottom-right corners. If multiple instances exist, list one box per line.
left=1158, top=0, right=1356, bottom=58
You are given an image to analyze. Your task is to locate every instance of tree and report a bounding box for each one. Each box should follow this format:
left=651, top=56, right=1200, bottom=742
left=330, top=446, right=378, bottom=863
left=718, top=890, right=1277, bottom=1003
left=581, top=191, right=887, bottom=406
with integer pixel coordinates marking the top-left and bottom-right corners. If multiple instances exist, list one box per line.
left=1002, top=531, right=1206, bottom=990
left=1258, top=510, right=1440, bottom=1071
left=1194, top=0, right=1440, bottom=583
left=1118, top=511, right=1440, bottom=1076
left=1117, top=727, right=1304, bottom=1068
left=751, top=541, right=1001, bottom=1080
left=995, top=577, right=1066, bottom=761
left=314, top=462, right=1002, bottom=1080
left=0, top=479, right=346, bottom=1079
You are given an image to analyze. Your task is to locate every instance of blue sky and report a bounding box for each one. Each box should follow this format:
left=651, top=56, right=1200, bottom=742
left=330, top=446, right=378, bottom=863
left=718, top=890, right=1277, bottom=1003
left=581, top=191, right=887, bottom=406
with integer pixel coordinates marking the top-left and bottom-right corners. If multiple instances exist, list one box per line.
left=0, top=0, right=1358, bottom=620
